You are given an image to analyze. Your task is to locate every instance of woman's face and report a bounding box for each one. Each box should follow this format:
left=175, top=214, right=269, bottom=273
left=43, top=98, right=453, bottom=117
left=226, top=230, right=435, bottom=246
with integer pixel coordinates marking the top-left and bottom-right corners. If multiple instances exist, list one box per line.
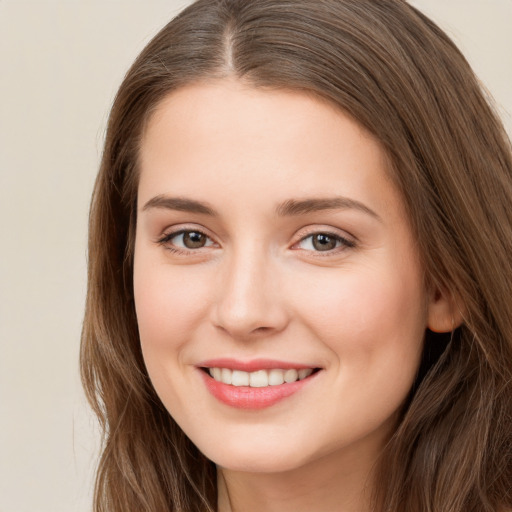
left=134, top=79, right=438, bottom=474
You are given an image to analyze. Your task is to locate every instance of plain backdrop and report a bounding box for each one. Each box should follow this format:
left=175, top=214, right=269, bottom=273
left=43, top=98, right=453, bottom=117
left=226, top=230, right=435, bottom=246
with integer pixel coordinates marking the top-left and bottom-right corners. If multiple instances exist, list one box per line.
left=0, top=1, right=510, bottom=511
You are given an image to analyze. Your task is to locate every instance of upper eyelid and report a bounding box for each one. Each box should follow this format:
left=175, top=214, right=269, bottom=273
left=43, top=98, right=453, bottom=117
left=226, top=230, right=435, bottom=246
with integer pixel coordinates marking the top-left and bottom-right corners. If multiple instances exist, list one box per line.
left=161, top=230, right=213, bottom=242
left=157, top=224, right=215, bottom=240
left=293, top=225, right=357, bottom=243
left=156, top=229, right=218, bottom=254
left=293, top=232, right=355, bottom=251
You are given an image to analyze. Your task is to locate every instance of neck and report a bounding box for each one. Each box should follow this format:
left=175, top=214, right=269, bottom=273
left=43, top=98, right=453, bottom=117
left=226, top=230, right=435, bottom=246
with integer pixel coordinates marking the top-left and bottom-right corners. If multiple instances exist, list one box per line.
left=216, top=442, right=381, bottom=512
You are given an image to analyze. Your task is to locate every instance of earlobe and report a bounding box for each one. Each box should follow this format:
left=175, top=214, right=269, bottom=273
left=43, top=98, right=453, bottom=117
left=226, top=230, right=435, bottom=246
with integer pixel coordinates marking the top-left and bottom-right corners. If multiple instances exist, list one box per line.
left=427, top=287, right=464, bottom=333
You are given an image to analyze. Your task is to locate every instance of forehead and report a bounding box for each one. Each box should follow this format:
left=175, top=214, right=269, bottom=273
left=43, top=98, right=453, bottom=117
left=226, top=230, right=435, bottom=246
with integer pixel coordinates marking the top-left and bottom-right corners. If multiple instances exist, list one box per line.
left=142, top=80, right=375, bottom=154
left=137, top=79, right=402, bottom=221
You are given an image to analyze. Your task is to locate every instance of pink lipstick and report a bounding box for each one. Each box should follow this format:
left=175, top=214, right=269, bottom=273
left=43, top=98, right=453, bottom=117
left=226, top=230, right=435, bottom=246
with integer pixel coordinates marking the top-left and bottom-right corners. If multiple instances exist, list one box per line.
left=197, top=359, right=321, bottom=409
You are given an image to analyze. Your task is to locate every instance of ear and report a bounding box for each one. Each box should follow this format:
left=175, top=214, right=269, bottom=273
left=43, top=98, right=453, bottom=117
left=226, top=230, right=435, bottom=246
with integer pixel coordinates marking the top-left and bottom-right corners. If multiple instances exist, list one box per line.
left=427, top=286, right=464, bottom=333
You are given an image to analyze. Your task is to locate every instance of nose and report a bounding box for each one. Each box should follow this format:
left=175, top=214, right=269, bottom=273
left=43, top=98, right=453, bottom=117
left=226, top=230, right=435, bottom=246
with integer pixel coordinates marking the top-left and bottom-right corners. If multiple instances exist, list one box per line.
left=211, top=247, right=289, bottom=340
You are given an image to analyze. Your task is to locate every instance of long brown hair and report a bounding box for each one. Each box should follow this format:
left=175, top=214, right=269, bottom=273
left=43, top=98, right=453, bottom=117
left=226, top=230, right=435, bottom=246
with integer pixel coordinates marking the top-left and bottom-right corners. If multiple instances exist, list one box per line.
left=81, top=1, right=512, bottom=510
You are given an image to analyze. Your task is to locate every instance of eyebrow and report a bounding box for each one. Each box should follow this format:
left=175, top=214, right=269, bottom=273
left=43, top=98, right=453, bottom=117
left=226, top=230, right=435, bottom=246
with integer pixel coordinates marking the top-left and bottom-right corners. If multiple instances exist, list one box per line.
left=275, top=197, right=381, bottom=220
left=142, top=195, right=217, bottom=216
left=142, top=194, right=380, bottom=220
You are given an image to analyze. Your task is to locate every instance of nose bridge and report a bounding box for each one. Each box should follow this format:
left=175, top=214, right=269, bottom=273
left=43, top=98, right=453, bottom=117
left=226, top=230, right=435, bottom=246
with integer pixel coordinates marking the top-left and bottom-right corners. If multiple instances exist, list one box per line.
left=212, top=240, right=287, bottom=338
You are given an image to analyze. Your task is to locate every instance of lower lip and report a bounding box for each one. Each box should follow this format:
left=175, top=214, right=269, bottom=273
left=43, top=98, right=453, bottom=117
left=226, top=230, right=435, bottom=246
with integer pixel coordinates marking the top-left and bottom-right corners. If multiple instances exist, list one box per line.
left=199, top=370, right=319, bottom=410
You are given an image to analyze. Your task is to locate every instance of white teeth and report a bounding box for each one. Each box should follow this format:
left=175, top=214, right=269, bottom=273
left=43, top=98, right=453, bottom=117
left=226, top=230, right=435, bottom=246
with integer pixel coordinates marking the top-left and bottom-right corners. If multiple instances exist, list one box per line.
left=231, top=370, right=249, bottom=386
left=207, top=367, right=315, bottom=387
left=284, top=369, right=298, bottom=383
left=221, top=368, right=232, bottom=385
left=298, top=368, right=313, bottom=380
left=268, top=369, right=285, bottom=386
left=249, top=370, right=268, bottom=388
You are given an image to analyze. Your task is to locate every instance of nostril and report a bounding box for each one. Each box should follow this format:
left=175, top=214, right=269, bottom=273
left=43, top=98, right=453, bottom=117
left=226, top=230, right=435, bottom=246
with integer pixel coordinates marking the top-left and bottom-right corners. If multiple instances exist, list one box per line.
left=252, top=326, right=272, bottom=334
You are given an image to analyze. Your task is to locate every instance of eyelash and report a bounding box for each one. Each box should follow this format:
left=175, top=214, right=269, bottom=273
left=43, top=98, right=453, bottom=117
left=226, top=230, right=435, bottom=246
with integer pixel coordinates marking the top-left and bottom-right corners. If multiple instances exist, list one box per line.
left=157, top=229, right=216, bottom=255
left=156, top=228, right=356, bottom=256
left=293, top=231, right=356, bottom=255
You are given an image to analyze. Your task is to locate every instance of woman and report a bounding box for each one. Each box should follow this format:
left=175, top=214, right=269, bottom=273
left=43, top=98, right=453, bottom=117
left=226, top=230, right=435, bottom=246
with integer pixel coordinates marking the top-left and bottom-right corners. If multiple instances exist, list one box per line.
left=81, top=0, right=512, bottom=510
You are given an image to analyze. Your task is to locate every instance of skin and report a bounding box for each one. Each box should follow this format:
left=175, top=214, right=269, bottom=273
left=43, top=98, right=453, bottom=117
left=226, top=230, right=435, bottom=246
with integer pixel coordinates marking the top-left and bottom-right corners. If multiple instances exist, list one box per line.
left=134, top=79, right=456, bottom=512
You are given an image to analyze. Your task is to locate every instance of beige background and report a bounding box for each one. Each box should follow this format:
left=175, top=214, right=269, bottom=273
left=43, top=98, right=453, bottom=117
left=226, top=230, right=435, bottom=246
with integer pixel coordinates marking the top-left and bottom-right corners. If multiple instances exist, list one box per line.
left=0, top=1, right=510, bottom=511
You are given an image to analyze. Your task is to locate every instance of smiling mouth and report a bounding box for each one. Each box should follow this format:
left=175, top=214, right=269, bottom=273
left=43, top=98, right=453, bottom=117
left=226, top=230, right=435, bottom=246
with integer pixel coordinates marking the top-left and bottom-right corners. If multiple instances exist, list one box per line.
left=199, top=363, right=322, bottom=409
left=202, top=367, right=320, bottom=388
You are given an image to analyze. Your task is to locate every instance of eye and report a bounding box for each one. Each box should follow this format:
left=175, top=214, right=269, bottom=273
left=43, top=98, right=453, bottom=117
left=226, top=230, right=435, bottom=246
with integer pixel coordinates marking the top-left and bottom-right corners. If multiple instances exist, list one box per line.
left=295, top=232, right=355, bottom=252
left=158, top=229, right=216, bottom=251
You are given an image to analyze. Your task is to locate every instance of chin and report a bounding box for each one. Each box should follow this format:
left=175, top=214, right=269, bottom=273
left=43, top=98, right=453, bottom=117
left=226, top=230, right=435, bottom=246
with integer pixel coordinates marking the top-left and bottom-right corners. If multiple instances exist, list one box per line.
left=214, top=453, right=308, bottom=474
left=200, top=436, right=313, bottom=474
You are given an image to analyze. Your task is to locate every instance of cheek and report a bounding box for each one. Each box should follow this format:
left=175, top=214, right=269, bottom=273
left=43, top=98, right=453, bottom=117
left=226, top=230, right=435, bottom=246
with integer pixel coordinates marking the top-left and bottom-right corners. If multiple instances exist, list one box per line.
left=133, top=254, right=213, bottom=354
left=293, top=263, right=427, bottom=436
left=133, top=254, right=217, bottom=416
left=293, top=259, right=427, bottom=373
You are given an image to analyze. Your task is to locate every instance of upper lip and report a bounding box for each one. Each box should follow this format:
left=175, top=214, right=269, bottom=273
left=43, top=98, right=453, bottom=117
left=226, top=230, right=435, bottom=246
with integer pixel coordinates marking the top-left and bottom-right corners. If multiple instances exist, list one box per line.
left=197, top=358, right=320, bottom=372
